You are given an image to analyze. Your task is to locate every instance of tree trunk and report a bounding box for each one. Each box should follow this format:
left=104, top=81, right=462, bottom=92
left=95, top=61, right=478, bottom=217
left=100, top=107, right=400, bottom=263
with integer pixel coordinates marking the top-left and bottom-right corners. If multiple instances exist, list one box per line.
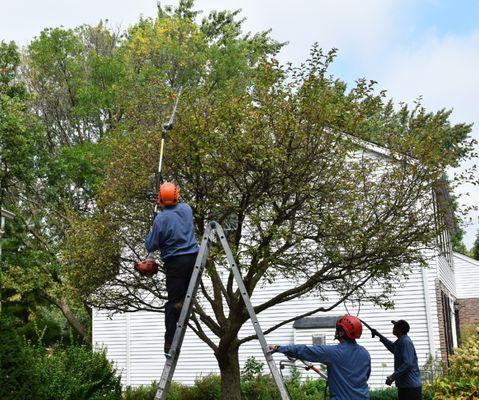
left=50, top=295, right=90, bottom=342
left=217, top=343, right=242, bottom=400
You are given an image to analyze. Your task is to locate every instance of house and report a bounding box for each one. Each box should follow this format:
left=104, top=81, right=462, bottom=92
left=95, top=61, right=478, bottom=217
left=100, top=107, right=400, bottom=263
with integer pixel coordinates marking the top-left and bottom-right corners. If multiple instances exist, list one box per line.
left=92, top=139, right=466, bottom=390
left=93, top=246, right=461, bottom=389
left=454, top=252, right=479, bottom=332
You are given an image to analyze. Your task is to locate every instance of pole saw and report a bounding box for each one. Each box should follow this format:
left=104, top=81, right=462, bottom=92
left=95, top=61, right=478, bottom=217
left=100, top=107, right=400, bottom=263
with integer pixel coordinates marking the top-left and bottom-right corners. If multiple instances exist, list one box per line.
left=135, top=88, right=183, bottom=277
left=359, top=318, right=378, bottom=338
left=279, top=357, right=328, bottom=399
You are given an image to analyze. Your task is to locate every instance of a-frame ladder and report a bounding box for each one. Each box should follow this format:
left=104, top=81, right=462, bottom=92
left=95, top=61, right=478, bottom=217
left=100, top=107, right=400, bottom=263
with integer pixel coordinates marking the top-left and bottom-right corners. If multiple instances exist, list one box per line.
left=154, top=221, right=290, bottom=400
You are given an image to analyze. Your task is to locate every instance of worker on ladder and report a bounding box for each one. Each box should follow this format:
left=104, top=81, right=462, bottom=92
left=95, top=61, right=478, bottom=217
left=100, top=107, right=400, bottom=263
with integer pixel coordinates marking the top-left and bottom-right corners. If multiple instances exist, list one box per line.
left=144, top=182, right=199, bottom=356
left=269, top=315, right=371, bottom=400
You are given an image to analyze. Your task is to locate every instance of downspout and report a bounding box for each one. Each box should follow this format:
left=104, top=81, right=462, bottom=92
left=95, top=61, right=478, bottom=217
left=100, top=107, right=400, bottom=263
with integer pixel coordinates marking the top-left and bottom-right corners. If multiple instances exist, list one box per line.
left=421, top=266, right=436, bottom=358
left=126, top=313, right=131, bottom=386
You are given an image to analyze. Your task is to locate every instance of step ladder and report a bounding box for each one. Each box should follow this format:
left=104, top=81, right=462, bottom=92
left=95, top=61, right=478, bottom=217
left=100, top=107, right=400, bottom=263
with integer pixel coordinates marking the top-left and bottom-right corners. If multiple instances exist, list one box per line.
left=154, top=221, right=290, bottom=400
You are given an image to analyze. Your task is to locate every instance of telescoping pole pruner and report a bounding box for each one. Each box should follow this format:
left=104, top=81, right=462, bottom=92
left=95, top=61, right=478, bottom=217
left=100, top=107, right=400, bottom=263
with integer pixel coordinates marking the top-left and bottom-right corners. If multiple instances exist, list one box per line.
left=154, top=87, right=182, bottom=214
left=135, top=88, right=183, bottom=277
left=359, top=318, right=377, bottom=338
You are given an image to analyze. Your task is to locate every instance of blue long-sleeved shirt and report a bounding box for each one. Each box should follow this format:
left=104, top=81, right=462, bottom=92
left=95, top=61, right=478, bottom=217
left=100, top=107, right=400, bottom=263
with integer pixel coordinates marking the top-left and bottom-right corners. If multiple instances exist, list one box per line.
left=145, top=202, right=198, bottom=261
left=278, top=341, right=371, bottom=400
left=379, top=334, right=422, bottom=388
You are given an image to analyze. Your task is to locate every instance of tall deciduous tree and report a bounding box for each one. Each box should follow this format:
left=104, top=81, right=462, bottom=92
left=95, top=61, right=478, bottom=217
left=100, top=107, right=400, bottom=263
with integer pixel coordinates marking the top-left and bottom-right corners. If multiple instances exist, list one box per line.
left=59, top=3, right=476, bottom=399
left=2, top=23, right=126, bottom=341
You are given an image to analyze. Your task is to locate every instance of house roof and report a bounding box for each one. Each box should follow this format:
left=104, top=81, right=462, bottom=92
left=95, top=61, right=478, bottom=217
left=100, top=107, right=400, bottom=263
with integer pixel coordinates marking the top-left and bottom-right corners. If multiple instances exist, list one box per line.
left=340, top=130, right=457, bottom=234
left=453, top=251, right=479, bottom=267
left=293, top=316, right=342, bottom=329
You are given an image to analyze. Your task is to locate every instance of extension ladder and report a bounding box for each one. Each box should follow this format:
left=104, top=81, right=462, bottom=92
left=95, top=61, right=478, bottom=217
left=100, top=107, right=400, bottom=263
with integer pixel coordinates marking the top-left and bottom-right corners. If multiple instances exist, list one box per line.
left=154, top=221, right=290, bottom=400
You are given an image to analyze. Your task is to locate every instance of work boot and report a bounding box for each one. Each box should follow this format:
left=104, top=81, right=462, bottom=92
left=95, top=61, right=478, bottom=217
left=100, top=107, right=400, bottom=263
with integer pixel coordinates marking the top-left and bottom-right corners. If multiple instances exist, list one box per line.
left=164, top=341, right=172, bottom=358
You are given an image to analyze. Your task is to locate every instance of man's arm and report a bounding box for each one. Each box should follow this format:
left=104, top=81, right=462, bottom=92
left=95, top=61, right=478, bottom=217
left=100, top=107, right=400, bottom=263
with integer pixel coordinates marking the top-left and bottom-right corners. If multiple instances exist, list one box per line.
left=378, top=335, right=396, bottom=354
left=274, top=344, right=335, bottom=364
left=145, top=217, right=162, bottom=253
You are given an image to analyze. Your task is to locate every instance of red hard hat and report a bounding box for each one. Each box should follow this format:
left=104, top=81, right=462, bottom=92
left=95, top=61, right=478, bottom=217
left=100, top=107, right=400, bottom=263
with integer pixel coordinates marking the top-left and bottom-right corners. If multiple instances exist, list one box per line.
left=336, top=315, right=363, bottom=340
left=158, top=182, right=179, bottom=207
left=135, top=259, right=159, bottom=277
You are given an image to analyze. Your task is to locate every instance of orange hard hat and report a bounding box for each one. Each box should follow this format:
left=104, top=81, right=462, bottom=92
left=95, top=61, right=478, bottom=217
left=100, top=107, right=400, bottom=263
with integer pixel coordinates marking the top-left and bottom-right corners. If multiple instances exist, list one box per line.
left=336, top=315, right=363, bottom=340
left=158, top=182, right=179, bottom=207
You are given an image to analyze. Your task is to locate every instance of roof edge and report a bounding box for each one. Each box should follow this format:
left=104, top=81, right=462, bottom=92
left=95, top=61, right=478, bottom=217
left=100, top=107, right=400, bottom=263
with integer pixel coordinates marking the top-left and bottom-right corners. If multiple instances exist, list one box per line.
left=453, top=251, right=479, bottom=267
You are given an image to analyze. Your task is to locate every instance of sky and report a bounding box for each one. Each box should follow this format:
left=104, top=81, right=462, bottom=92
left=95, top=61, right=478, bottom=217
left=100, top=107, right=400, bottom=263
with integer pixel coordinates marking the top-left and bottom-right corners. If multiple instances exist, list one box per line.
left=1, top=0, right=478, bottom=247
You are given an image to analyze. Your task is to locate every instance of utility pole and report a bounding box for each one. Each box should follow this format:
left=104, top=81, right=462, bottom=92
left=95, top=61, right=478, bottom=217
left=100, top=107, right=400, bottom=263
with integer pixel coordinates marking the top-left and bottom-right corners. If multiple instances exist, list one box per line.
left=0, top=208, right=15, bottom=314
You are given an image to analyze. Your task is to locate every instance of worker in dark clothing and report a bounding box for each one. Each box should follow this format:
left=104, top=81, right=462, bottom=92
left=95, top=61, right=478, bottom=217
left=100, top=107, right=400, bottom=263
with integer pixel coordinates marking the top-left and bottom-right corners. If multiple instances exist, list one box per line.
left=144, top=182, right=199, bottom=356
left=370, top=320, right=422, bottom=400
left=269, top=315, right=371, bottom=400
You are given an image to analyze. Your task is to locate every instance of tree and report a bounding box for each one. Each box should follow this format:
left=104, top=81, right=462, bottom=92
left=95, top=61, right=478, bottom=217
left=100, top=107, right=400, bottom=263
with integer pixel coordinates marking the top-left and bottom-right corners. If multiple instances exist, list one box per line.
left=0, top=40, right=40, bottom=209
left=451, top=228, right=469, bottom=256
left=0, top=40, right=45, bottom=323
left=471, top=230, right=479, bottom=261
left=58, top=4, right=478, bottom=399
left=2, top=23, right=125, bottom=341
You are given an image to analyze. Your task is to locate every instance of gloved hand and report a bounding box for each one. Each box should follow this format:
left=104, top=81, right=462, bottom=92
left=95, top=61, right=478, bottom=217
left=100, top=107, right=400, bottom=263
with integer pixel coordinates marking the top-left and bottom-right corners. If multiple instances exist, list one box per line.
left=268, top=345, right=280, bottom=354
left=370, top=328, right=380, bottom=338
left=385, top=375, right=394, bottom=386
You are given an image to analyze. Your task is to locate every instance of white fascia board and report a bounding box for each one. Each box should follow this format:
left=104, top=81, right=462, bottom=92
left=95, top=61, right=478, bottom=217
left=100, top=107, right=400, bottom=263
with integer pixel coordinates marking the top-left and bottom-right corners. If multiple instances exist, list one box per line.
left=1, top=209, right=15, bottom=219
left=326, top=127, right=419, bottom=166
left=453, top=251, right=479, bottom=267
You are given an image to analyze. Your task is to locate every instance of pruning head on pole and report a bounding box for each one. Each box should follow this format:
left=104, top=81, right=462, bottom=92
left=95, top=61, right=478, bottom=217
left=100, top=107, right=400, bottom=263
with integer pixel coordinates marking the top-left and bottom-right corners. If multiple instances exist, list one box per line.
left=158, top=182, right=179, bottom=207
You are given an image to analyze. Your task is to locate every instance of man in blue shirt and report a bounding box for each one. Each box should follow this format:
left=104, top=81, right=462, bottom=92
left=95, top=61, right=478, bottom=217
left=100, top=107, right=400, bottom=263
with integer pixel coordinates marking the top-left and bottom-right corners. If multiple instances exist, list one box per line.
left=370, top=320, right=422, bottom=400
left=269, top=315, right=371, bottom=400
left=144, top=182, right=199, bottom=355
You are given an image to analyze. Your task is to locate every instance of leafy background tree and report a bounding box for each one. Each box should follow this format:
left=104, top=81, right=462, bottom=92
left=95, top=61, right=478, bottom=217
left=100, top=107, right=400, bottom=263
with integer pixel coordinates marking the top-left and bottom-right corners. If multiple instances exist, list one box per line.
left=471, top=230, right=479, bottom=260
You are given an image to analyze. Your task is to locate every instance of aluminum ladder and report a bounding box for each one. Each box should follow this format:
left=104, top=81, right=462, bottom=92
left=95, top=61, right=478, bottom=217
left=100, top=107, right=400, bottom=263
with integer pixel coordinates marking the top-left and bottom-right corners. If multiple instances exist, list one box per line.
left=154, top=221, right=290, bottom=400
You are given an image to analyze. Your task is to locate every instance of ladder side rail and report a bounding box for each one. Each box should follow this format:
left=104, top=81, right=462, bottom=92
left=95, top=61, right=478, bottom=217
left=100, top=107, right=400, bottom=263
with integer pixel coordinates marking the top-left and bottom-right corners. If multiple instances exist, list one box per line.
left=212, top=222, right=291, bottom=400
left=155, top=227, right=212, bottom=400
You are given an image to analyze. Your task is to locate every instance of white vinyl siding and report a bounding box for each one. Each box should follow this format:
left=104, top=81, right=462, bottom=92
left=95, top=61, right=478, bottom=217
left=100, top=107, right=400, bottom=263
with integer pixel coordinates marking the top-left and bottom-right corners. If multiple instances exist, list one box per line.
left=437, top=252, right=456, bottom=298
left=454, top=252, right=479, bottom=299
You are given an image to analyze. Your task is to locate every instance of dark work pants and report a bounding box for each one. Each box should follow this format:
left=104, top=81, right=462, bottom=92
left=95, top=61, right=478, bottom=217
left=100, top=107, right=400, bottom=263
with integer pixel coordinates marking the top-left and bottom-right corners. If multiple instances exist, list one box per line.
left=398, top=386, right=422, bottom=400
left=164, top=253, right=197, bottom=351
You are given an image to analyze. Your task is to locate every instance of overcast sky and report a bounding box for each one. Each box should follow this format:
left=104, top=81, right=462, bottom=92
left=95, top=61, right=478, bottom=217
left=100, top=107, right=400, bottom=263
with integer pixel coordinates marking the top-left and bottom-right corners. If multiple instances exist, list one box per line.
left=1, top=0, right=478, bottom=247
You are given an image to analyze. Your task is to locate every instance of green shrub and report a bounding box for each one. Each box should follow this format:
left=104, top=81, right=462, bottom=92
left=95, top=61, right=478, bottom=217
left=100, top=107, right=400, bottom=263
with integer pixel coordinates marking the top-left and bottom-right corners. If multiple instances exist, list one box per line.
left=0, top=316, right=38, bottom=400
left=296, top=378, right=327, bottom=399
left=123, top=382, right=157, bottom=400
left=427, top=327, right=479, bottom=399
left=241, top=356, right=265, bottom=382
left=31, top=345, right=122, bottom=400
left=1, top=316, right=120, bottom=400
left=369, top=387, right=398, bottom=400
left=123, top=381, right=193, bottom=400
left=167, top=382, right=197, bottom=400
left=242, top=374, right=280, bottom=400
left=287, top=377, right=326, bottom=400
left=190, top=374, right=222, bottom=400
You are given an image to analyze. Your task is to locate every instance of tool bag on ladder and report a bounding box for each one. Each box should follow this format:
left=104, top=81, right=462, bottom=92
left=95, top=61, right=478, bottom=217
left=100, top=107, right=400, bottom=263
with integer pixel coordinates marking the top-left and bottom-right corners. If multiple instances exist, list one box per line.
left=154, top=221, right=290, bottom=400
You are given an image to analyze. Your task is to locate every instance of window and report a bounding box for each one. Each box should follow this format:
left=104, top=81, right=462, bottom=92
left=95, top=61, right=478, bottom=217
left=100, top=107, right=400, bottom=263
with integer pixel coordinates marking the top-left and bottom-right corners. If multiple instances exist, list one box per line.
left=441, top=291, right=454, bottom=359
